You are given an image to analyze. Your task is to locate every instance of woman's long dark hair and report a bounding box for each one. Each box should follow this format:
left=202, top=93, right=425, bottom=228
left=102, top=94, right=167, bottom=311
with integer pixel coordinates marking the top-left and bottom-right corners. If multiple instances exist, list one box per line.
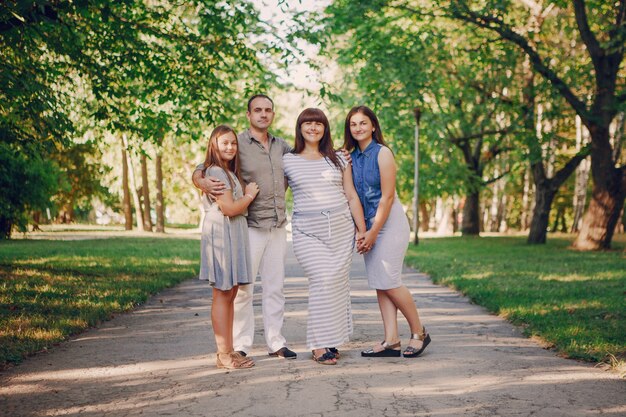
left=294, top=108, right=342, bottom=169
left=343, top=106, right=388, bottom=152
left=202, top=124, right=241, bottom=190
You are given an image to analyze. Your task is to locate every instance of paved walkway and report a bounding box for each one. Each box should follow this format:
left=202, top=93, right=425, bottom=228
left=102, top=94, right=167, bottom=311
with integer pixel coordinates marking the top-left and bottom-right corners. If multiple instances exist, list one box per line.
left=1, top=242, right=624, bottom=417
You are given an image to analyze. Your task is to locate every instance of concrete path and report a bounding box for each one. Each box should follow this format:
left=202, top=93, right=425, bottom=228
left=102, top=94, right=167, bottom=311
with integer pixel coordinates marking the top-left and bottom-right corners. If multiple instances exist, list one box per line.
left=1, top=242, right=624, bottom=417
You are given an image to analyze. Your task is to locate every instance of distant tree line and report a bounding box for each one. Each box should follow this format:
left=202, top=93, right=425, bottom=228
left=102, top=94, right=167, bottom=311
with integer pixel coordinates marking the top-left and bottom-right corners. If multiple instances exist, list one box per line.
left=296, top=0, right=625, bottom=249
left=0, top=0, right=276, bottom=238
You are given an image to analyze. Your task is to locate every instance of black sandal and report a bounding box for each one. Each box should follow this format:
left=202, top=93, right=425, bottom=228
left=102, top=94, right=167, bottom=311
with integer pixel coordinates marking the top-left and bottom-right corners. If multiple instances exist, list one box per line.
left=403, top=327, right=431, bottom=358
left=361, top=340, right=401, bottom=357
left=328, top=347, right=340, bottom=358
left=312, top=348, right=337, bottom=365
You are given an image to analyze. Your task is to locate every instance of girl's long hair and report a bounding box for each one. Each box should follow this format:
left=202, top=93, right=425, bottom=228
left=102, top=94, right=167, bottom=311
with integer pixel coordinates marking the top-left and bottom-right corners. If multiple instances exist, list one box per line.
left=202, top=124, right=241, bottom=190
left=294, top=108, right=342, bottom=169
left=343, top=106, right=388, bottom=152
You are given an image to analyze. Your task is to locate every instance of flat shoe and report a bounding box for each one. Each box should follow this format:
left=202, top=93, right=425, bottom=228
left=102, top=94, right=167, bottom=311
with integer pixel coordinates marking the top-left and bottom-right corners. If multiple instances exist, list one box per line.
left=361, top=340, right=401, bottom=357
left=312, top=349, right=336, bottom=365
left=216, top=352, right=254, bottom=369
left=404, top=327, right=431, bottom=358
left=269, top=346, right=297, bottom=359
left=328, top=347, right=340, bottom=358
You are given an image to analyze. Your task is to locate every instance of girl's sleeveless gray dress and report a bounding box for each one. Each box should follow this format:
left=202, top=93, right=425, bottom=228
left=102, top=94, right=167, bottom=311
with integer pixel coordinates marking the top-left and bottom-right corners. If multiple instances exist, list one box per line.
left=199, top=166, right=252, bottom=291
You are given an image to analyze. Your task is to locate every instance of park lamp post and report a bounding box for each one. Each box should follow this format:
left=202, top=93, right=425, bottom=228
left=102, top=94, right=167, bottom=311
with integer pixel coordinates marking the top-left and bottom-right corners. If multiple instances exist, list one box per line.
left=412, top=107, right=421, bottom=245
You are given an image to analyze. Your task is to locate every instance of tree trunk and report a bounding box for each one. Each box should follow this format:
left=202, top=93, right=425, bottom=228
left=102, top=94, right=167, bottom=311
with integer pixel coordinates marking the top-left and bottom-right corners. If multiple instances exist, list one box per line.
left=487, top=165, right=500, bottom=232
left=140, top=153, right=153, bottom=231
left=419, top=201, right=430, bottom=232
left=573, top=124, right=626, bottom=250
left=121, top=137, right=133, bottom=230
left=67, top=203, right=75, bottom=223
left=122, top=134, right=144, bottom=232
left=527, top=184, right=557, bottom=244
left=436, top=197, right=455, bottom=235
left=32, top=212, right=42, bottom=231
left=432, top=197, right=443, bottom=231
left=571, top=116, right=590, bottom=232
left=520, top=166, right=533, bottom=231
left=452, top=196, right=460, bottom=233
left=573, top=172, right=626, bottom=250
left=155, top=150, right=165, bottom=233
left=498, top=192, right=508, bottom=233
left=552, top=206, right=567, bottom=233
left=461, top=191, right=480, bottom=235
left=0, top=217, right=11, bottom=239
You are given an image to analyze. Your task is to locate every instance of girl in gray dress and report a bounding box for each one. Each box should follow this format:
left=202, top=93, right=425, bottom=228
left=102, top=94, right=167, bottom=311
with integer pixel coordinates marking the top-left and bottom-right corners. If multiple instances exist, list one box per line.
left=200, top=125, right=259, bottom=369
left=284, top=108, right=367, bottom=365
left=344, top=106, right=431, bottom=359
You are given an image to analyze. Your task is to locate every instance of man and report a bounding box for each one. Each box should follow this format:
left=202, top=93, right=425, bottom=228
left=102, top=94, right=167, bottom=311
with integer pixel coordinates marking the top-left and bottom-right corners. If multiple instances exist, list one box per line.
left=192, top=94, right=296, bottom=359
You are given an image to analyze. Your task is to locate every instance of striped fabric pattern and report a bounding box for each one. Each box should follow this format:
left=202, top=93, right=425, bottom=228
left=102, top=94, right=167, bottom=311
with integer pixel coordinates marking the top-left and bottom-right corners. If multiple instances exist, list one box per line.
left=284, top=153, right=355, bottom=350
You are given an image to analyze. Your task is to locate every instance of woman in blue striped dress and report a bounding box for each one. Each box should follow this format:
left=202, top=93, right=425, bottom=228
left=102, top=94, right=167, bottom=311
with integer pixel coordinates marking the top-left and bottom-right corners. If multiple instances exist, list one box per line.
left=283, top=108, right=367, bottom=365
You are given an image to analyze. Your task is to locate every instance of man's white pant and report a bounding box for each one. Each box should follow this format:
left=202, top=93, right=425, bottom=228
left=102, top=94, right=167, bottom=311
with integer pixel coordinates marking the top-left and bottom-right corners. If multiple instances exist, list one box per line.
left=233, top=226, right=287, bottom=353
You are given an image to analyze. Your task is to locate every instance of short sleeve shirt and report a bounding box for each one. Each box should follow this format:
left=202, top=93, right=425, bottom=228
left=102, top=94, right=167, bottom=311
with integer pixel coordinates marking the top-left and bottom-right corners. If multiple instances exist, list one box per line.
left=200, top=166, right=246, bottom=216
left=283, top=152, right=348, bottom=213
left=237, top=129, right=292, bottom=229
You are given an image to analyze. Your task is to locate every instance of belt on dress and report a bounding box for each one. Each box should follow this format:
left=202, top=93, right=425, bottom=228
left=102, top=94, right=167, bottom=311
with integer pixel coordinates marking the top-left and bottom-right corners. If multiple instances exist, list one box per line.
left=293, top=203, right=349, bottom=240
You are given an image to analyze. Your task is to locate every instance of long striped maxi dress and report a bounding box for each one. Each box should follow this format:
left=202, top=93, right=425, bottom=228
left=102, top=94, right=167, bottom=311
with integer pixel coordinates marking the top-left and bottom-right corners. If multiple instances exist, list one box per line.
left=283, top=152, right=355, bottom=350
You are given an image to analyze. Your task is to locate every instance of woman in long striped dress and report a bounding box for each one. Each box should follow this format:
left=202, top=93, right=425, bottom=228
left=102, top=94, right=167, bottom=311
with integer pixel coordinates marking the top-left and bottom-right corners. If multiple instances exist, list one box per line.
left=283, top=108, right=367, bottom=365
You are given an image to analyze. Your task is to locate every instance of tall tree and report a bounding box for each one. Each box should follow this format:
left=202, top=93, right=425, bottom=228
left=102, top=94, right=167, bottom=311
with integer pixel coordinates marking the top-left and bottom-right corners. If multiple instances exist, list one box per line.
left=446, top=0, right=626, bottom=249
left=0, top=143, right=58, bottom=238
left=311, top=0, right=521, bottom=235
left=1, top=1, right=279, bottom=237
left=140, top=152, right=153, bottom=231
left=121, top=140, right=132, bottom=230
left=155, top=140, right=165, bottom=233
left=312, top=0, right=614, bottom=244
left=51, top=141, right=110, bottom=223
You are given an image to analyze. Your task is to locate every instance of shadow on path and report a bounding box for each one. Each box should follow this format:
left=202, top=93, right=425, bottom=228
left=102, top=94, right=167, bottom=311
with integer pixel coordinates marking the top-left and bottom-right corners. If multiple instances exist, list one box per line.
left=1, top=243, right=624, bottom=417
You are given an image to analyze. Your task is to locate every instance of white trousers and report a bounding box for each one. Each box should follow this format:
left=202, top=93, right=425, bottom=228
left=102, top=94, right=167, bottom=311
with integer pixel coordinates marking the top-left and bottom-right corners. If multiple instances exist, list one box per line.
left=232, top=226, right=287, bottom=353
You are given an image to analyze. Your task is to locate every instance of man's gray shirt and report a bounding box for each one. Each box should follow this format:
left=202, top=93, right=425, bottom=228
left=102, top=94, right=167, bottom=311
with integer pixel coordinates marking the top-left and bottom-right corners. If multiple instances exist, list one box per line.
left=237, top=129, right=291, bottom=229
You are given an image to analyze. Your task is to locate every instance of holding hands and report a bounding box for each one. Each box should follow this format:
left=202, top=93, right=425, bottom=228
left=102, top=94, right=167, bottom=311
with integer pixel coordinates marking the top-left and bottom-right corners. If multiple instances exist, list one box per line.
left=356, top=229, right=377, bottom=254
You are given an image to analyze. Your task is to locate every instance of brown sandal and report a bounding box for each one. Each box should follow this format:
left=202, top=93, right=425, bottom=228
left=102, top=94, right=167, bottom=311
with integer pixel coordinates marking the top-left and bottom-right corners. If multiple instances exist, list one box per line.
left=216, top=352, right=254, bottom=369
left=312, top=348, right=337, bottom=365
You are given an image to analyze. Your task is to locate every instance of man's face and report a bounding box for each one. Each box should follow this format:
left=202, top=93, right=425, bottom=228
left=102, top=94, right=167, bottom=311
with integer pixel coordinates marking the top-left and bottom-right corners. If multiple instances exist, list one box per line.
left=246, top=97, right=275, bottom=131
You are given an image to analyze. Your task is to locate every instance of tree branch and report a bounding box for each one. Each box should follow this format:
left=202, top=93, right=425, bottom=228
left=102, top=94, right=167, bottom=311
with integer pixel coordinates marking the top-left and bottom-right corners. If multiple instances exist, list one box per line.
left=447, top=1, right=589, bottom=121
left=447, top=70, right=515, bottom=105
left=483, top=168, right=512, bottom=185
left=572, top=0, right=602, bottom=66
left=0, top=4, right=59, bottom=32
left=449, top=128, right=509, bottom=144
left=472, top=136, right=484, bottom=164
left=489, top=145, right=514, bottom=159
left=610, top=0, right=626, bottom=46
left=552, top=144, right=591, bottom=187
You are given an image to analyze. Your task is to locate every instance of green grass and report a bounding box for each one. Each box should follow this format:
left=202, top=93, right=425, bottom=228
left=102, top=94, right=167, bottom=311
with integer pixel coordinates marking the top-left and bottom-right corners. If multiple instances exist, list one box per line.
left=405, top=236, right=626, bottom=365
left=0, top=237, right=199, bottom=367
left=2, top=233, right=624, bottom=369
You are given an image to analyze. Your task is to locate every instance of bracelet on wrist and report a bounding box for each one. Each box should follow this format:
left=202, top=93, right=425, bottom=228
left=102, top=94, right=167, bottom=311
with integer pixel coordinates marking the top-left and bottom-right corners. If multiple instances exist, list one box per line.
left=245, top=194, right=254, bottom=200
